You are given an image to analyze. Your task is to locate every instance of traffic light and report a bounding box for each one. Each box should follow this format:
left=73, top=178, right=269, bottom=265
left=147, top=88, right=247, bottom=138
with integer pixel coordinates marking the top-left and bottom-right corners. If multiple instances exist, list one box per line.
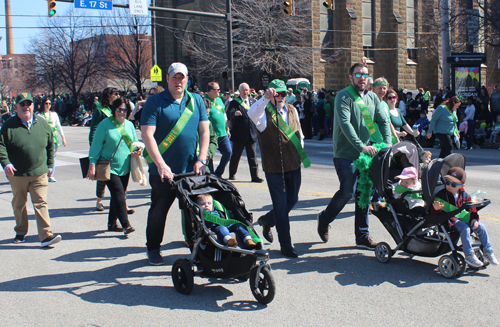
left=323, top=0, right=334, bottom=10
left=48, top=0, right=56, bottom=17
left=283, top=0, right=294, bottom=16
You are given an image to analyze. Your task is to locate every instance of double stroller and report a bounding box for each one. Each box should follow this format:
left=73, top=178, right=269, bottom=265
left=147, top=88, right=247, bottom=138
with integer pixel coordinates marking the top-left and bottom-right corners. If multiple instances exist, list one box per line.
left=171, top=173, right=275, bottom=304
left=369, top=141, right=491, bottom=278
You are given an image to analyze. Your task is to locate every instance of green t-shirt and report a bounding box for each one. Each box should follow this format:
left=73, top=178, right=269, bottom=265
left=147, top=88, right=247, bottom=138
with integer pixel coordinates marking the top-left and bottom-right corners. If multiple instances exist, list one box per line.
left=205, top=96, right=227, bottom=138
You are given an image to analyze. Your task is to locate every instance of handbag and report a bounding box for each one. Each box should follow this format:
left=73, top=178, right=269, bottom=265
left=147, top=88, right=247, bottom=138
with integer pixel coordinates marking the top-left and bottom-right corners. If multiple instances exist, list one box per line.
left=94, top=137, right=122, bottom=181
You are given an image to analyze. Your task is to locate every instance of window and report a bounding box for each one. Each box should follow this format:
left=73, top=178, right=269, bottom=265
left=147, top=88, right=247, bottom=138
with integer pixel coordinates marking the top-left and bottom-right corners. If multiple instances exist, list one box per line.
left=362, top=0, right=374, bottom=59
left=320, top=0, right=335, bottom=60
left=14, top=60, right=18, bottom=68
left=407, top=0, right=417, bottom=61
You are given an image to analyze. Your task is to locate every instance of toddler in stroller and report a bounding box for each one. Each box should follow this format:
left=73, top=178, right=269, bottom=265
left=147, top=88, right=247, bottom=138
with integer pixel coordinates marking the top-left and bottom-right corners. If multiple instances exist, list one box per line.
left=171, top=173, right=275, bottom=304
left=431, top=167, right=498, bottom=268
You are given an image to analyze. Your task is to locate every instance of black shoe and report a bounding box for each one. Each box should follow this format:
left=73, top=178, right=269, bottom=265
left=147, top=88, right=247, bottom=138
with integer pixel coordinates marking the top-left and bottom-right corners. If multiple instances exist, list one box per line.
left=252, top=177, right=264, bottom=183
left=127, top=209, right=135, bottom=215
left=108, top=224, right=124, bottom=232
left=258, top=216, right=273, bottom=243
left=124, top=226, right=136, bottom=235
left=356, top=236, right=377, bottom=249
left=228, top=175, right=236, bottom=180
left=147, top=249, right=164, bottom=266
left=317, top=213, right=330, bottom=243
left=281, top=246, right=298, bottom=258
left=14, top=234, right=25, bottom=243
left=41, top=234, right=61, bottom=247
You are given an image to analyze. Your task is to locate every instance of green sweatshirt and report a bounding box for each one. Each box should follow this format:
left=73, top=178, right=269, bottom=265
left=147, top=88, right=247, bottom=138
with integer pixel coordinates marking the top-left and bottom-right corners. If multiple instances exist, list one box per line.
left=0, top=115, right=55, bottom=176
left=333, top=88, right=391, bottom=160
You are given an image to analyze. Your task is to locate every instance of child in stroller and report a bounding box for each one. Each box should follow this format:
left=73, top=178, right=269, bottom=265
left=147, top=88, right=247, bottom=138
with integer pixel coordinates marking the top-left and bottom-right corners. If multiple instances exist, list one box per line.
left=431, top=167, right=498, bottom=267
left=392, top=166, right=425, bottom=214
left=195, top=194, right=257, bottom=249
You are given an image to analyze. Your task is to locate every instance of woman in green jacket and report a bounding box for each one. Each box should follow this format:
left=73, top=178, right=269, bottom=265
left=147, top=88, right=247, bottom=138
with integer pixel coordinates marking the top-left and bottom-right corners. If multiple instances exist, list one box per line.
left=87, top=97, right=140, bottom=234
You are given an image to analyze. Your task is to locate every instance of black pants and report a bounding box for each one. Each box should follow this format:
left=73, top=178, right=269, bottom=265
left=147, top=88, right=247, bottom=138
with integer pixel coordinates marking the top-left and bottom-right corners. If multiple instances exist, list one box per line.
left=436, top=133, right=453, bottom=158
left=106, top=173, right=131, bottom=228
left=229, top=139, right=259, bottom=180
left=146, top=174, right=177, bottom=251
left=96, top=180, right=106, bottom=198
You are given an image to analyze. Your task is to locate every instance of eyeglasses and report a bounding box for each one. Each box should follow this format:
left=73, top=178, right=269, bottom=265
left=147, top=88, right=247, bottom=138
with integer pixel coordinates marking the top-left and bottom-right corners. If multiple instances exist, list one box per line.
left=275, top=92, right=287, bottom=98
left=444, top=180, right=463, bottom=188
left=353, top=73, right=370, bottom=79
left=19, top=101, right=32, bottom=107
left=387, top=96, right=397, bottom=100
left=116, top=108, right=127, bottom=113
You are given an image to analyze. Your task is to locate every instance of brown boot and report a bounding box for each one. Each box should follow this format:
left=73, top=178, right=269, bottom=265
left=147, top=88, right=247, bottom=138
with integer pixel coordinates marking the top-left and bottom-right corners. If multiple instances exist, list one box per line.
left=245, top=239, right=257, bottom=249
left=226, top=238, right=238, bottom=247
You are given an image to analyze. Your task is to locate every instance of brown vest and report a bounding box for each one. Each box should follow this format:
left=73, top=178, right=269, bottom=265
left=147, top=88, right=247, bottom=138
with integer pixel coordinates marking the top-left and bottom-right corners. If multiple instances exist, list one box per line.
left=257, top=103, right=302, bottom=174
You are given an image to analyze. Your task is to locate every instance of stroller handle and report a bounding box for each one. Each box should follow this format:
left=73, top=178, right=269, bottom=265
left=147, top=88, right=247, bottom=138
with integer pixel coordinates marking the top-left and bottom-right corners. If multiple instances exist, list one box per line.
left=172, top=172, right=202, bottom=182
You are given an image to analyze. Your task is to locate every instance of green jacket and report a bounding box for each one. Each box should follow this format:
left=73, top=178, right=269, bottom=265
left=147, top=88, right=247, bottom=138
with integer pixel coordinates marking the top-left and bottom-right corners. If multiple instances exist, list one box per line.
left=333, top=88, right=391, bottom=160
left=0, top=115, right=55, bottom=176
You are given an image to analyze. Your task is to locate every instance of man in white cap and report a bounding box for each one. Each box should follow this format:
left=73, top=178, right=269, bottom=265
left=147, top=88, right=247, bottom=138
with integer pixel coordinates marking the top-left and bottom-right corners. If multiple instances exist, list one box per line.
left=285, top=88, right=296, bottom=104
left=141, top=62, right=210, bottom=265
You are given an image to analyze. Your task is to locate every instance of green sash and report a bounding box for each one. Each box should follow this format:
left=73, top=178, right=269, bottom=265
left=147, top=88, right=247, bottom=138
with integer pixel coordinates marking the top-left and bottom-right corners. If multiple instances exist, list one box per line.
left=101, top=106, right=112, bottom=118
left=395, top=185, right=423, bottom=199
left=143, top=91, right=195, bottom=163
left=108, top=117, right=134, bottom=151
left=443, top=104, right=460, bottom=149
left=205, top=95, right=225, bottom=113
left=234, top=97, right=249, bottom=110
left=203, top=209, right=263, bottom=244
left=434, top=197, right=470, bottom=223
left=265, top=102, right=311, bottom=168
left=346, top=86, right=384, bottom=144
left=39, top=112, right=61, bottom=147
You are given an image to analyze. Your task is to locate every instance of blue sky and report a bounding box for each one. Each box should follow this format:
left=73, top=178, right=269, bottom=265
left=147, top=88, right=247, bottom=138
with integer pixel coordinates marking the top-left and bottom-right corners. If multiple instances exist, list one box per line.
left=0, top=0, right=132, bottom=54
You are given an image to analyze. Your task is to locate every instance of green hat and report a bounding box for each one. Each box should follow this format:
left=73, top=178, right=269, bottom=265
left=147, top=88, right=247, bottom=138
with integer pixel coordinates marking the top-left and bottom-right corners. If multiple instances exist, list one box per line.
left=268, top=79, right=287, bottom=93
left=15, top=92, right=33, bottom=103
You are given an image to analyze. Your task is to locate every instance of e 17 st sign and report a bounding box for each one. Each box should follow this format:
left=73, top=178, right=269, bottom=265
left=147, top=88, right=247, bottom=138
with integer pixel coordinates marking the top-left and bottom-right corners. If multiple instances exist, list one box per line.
left=75, top=0, right=113, bottom=10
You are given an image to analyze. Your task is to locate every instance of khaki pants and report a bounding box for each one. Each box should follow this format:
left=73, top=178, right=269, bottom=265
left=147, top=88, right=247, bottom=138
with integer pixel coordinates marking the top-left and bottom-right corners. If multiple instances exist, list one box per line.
left=7, top=174, right=53, bottom=241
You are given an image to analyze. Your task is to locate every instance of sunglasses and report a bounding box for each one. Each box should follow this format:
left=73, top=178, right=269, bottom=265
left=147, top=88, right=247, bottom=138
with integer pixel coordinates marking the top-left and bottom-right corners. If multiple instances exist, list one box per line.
left=213, top=88, right=220, bottom=92
left=116, top=108, right=127, bottom=113
left=444, top=180, right=463, bottom=188
left=353, top=73, right=369, bottom=79
left=19, top=101, right=32, bottom=107
left=275, top=92, right=287, bottom=98
left=387, top=96, right=397, bottom=100
left=45, top=102, right=51, bottom=105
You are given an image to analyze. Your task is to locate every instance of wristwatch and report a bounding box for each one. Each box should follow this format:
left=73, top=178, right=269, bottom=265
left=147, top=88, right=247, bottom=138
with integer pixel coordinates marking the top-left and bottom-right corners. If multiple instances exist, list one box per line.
left=197, top=158, right=208, bottom=165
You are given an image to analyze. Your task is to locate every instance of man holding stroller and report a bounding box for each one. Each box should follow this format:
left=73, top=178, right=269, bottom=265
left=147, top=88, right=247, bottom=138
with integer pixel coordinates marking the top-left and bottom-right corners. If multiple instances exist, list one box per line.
left=248, top=79, right=309, bottom=258
left=317, top=63, right=392, bottom=249
left=141, top=62, right=210, bottom=265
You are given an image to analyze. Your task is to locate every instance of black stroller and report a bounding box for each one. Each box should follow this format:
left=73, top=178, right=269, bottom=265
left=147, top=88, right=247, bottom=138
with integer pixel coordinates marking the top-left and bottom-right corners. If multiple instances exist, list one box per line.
left=171, top=173, right=275, bottom=304
left=369, top=142, right=490, bottom=278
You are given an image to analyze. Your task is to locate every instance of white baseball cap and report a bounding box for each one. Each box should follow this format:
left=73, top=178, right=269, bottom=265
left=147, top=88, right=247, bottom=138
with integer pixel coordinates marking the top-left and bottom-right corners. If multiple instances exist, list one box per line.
left=168, top=62, right=188, bottom=77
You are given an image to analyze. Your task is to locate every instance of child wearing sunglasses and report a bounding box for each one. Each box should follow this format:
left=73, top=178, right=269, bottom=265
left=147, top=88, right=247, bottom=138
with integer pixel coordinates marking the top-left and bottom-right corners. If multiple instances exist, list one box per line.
left=431, top=167, right=498, bottom=268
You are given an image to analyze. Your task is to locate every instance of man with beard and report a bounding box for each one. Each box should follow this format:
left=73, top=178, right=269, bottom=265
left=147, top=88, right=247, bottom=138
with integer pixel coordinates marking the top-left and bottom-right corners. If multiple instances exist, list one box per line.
left=248, top=79, right=309, bottom=258
left=316, top=63, right=391, bottom=249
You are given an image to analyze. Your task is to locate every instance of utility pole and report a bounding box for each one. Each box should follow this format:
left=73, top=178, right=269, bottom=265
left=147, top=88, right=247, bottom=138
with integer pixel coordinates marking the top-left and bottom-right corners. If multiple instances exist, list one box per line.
left=226, top=0, right=234, bottom=91
left=440, top=0, right=451, bottom=88
left=151, top=0, right=157, bottom=65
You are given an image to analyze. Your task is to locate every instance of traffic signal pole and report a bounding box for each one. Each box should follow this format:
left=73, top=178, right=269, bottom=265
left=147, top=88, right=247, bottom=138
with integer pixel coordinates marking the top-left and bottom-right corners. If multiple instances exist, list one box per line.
left=55, top=0, right=233, bottom=89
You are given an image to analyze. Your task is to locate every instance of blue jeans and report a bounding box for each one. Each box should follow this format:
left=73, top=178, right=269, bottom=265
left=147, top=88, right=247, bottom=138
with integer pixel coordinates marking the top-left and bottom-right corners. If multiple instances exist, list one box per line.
left=319, top=158, right=370, bottom=243
left=207, top=223, right=251, bottom=244
left=454, top=220, right=491, bottom=256
left=208, top=135, right=232, bottom=177
left=260, top=168, right=301, bottom=247
left=466, top=119, right=475, bottom=147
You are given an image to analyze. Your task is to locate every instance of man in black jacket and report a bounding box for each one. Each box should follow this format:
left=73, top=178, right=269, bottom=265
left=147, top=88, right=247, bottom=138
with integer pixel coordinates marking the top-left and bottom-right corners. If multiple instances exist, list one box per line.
left=226, top=83, right=263, bottom=182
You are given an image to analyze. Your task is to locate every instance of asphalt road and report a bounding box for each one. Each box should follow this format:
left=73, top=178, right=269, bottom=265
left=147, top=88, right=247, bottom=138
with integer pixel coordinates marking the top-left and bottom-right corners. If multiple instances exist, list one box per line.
left=1, top=126, right=499, bottom=326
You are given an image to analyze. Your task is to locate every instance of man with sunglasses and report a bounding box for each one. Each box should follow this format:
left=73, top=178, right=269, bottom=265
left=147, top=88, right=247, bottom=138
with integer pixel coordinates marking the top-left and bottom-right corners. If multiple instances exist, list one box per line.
left=317, top=63, right=391, bottom=249
left=248, top=79, right=306, bottom=258
left=0, top=92, right=61, bottom=247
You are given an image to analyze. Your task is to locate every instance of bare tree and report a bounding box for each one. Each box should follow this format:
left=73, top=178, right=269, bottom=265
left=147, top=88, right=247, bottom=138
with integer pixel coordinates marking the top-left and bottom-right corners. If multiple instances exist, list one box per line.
left=182, top=0, right=313, bottom=77
left=35, top=9, right=107, bottom=101
left=104, top=9, right=152, bottom=93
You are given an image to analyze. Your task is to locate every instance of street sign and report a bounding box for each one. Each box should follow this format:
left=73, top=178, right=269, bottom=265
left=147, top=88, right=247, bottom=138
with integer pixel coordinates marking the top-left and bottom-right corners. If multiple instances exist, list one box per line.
left=150, top=65, right=162, bottom=82
left=129, top=0, right=148, bottom=16
left=75, top=0, right=113, bottom=10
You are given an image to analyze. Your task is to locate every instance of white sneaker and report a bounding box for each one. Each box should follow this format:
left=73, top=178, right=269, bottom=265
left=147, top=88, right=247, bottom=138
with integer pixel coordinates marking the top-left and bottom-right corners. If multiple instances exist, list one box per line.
left=48, top=177, right=57, bottom=182
left=483, top=250, right=499, bottom=265
left=465, top=253, right=483, bottom=267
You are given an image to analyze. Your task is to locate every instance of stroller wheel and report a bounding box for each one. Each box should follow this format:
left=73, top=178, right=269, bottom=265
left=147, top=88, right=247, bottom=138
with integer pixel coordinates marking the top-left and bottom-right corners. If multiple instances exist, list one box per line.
left=454, top=253, right=466, bottom=276
left=172, top=259, right=194, bottom=294
left=250, top=265, right=276, bottom=304
left=375, top=242, right=392, bottom=263
left=438, top=255, right=458, bottom=278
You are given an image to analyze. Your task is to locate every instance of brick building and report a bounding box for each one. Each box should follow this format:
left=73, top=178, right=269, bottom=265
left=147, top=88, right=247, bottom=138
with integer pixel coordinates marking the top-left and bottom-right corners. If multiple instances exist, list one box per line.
left=154, top=0, right=500, bottom=94
left=0, top=54, right=35, bottom=99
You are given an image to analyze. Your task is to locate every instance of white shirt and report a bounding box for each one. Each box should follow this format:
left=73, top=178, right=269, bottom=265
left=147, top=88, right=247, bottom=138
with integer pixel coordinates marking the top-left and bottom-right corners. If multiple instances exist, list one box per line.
left=399, top=100, right=407, bottom=116
left=464, top=104, right=475, bottom=121
left=248, top=96, right=305, bottom=148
